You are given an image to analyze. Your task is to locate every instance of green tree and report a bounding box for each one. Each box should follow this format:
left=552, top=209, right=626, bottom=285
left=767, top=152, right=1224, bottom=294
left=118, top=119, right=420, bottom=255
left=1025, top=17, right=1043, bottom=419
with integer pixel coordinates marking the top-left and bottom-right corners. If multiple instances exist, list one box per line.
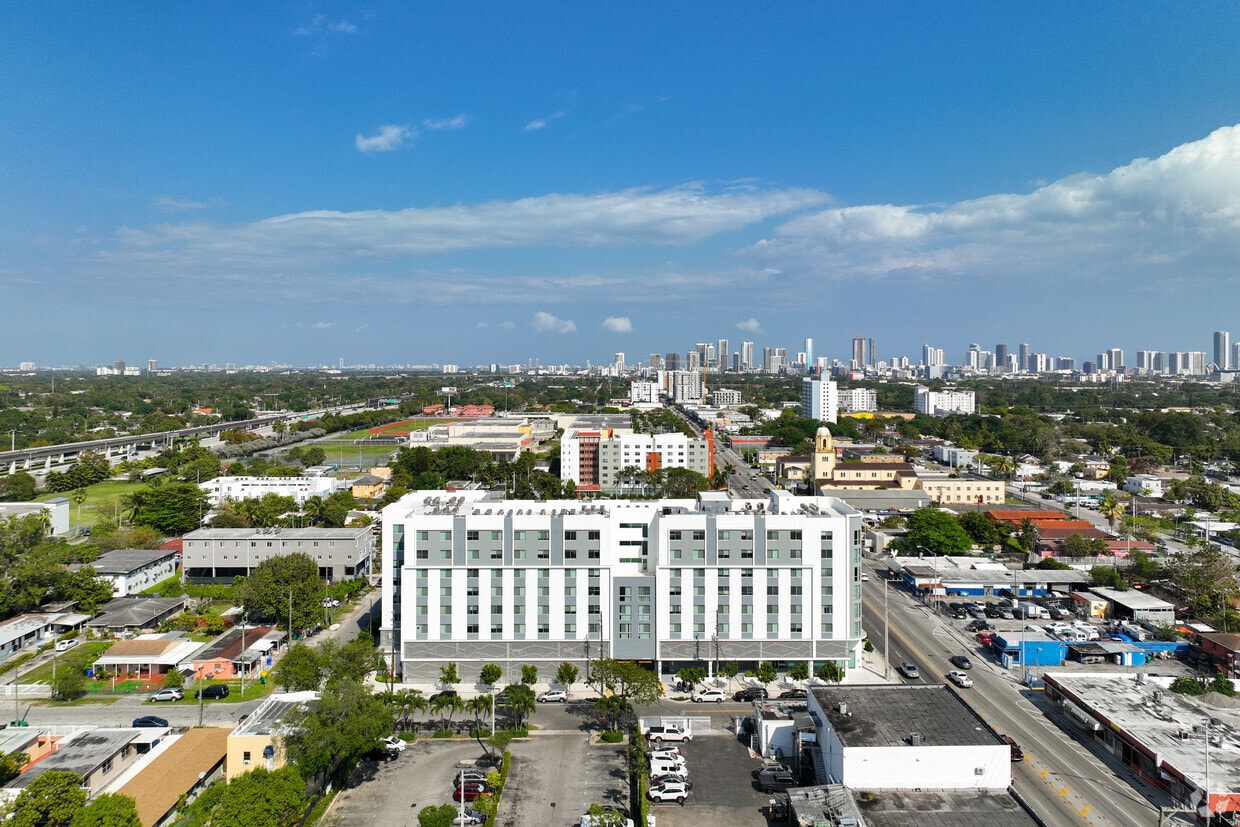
left=675, top=666, right=707, bottom=687
left=237, top=553, right=323, bottom=634
left=54, top=568, right=114, bottom=614
left=592, top=693, right=633, bottom=732
left=319, top=635, right=380, bottom=685
left=586, top=659, right=661, bottom=706
left=123, top=483, right=209, bottom=534
left=480, top=663, right=502, bottom=687
left=520, top=664, right=537, bottom=686
left=3, top=471, right=37, bottom=502
left=815, top=661, right=844, bottom=685
left=417, top=804, right=461, bottom=827
left=505, top=684, right=536, bottom=728
left=439, top=663, right=460, bottom=685
left=430, top=692, right=463, bottom=731
left=0, top=750, right=28, bottom=785
left=162, top=668, right=184, bottom=690
left=957, top=511, right=1005, bottom=547
left=195, top=766, right=306, bottom=827
left=904, top=508, right=974, bottom=556
left=281, top=680, right=394, bottom=779
left=755, top=661, right=778, bottom=684
left=70, top=793, right=141, bottom=827
left=52, top=653, right=89, bottom=700
left=555, top=661, right=579, bottom=687
left=1098, top=494, right=1124, bottom=534
left=786, top=662, right=810, bottom=682
left=271, top=644, right=324, bottom=691
left=9, top=770, right=87, bottom=827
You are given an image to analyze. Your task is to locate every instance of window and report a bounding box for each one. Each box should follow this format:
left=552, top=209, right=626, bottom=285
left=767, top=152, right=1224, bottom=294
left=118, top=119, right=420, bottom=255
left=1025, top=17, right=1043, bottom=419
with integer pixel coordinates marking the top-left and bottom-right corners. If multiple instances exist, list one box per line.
left=564, top=530, right=577, bottom=541
left=767, top=584, right=779, bottom=595
left=669, top=530, right=682, bottom=540
left=492, top=623, right=503, bottom=634
left=467, top=624, right=479, bottom=634
left=467, top=530, right=479, bottom=541
left=492, top=605, right=502, bottom=615
left=588, top=530, right=600, bottom=540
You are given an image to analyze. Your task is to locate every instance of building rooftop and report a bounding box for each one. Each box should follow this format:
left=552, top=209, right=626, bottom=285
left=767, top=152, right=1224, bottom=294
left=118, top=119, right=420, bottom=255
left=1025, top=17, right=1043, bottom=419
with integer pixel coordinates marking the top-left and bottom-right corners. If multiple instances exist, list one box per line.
left=191, top=626, right=274, bottom=664
left=6, top=729, right=138, bottom=789
left=87, top=547, right=177, bottom=575
left=848, top=788, right=1036, bottom=827
left=1089, top=587, right=1175, bottom=612
left=810, top=685, right=1000, bottom=749
left=87, top=597, right=187, bottom=630
left=1045, top=672, right=1240, bottom=795
left=118, top=728, right=229, bottom=827
left=232, top=690, right=319, bottom=737
left=182, top=526, right=369, bottom=540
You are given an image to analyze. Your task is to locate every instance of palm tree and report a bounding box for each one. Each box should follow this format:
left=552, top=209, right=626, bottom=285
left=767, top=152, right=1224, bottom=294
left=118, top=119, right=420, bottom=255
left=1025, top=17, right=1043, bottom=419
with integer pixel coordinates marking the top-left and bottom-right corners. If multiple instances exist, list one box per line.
left=506, top=685, right=536, bottom=729
left=1099, top=494, right=1124, bottom=535
left=301, top=496, right=326, bottom=527
left=394, top=690, right=425, bottom=732
left=430, top=693, right=459, bottom=732
left=467, top=694, right=493, bottom=731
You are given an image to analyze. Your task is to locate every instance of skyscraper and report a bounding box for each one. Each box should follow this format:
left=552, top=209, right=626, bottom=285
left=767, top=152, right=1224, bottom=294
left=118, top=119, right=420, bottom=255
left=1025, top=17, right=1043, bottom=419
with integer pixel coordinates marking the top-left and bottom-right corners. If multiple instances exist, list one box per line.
left=851, top=338, right=866, bottom=369
left=994, top=344, right=1009, bottom=374
left=868, top=338, right=876, bottom=367
left=804, top=337, right=814, bottom=374
left=1215, top=331, right=1231, bottom=370
left=1018, top=343, right=1031, bottom=372
left=801, top=377, right=839, bottom=423
left=717, top=339, right=729, bottom=372
left=741, top=341, right=755, bottom=371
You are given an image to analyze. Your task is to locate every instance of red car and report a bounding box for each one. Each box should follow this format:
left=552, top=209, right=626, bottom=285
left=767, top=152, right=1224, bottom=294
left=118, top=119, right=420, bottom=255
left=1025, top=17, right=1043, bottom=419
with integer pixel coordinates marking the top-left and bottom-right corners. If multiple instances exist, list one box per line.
left=453, top=783, right=490, bottom=802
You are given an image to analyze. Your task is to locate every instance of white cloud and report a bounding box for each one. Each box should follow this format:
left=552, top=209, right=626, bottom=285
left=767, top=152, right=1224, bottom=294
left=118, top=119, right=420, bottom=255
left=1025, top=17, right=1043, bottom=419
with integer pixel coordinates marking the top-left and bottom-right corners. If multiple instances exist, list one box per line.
left=355, top=125, right=415, bottom=153
left=311, top=321, right=334, bottom=329
left=736, top=318, right=763, bottom=334
left=525, top=111, right=565, bottom=131
left=152, top=196, right=209, bottom=212
left=751, top=124, right=1240, bottom=288
left=602, top=316, right=633, bottom=333
left=533, top=311, right=576, bottom=334
left=295, top=14, right=357, bottom=36
left=423, top=115, right=470, bottom=131
left=501, top=321, right=516, bottom=330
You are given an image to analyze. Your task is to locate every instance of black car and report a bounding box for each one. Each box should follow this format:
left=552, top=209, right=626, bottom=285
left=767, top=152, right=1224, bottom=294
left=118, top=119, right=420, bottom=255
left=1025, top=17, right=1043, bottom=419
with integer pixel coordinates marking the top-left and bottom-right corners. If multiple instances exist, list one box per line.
left=984, top=606, right=1002, bottom=618
left=777, top=688, right=807, bottom=700
left=949, top=655, right=973, bottom=670
left=132, top=715, right=169, bottom=728
left=195, top=684, right=230, bottom=700
left=733, top=686, right=768, bottom=702
left=651, top=773, right=692, bottom=789
left=964, top=619, right=990, bottom=632
left=429, top=689, right=459, bottom=702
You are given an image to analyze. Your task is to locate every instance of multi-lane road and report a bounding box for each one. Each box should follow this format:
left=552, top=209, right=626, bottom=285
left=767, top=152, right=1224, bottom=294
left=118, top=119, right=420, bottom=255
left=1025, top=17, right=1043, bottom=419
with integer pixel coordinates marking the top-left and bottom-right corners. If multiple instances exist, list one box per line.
left=861, top=556, right=1192, bottom=826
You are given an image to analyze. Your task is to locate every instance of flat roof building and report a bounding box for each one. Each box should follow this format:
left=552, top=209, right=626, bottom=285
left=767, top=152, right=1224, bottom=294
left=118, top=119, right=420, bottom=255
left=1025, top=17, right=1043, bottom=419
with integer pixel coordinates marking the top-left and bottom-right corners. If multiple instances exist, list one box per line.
left=181, top=526, right=373, bottom=582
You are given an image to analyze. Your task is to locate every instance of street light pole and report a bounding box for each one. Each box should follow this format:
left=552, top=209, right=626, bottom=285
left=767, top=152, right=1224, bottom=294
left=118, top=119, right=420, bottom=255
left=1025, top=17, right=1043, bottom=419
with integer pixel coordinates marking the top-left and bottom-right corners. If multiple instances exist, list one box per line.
left=197, top=666, right=205, bottom=727
left=883, top=578, right=890, bottom=680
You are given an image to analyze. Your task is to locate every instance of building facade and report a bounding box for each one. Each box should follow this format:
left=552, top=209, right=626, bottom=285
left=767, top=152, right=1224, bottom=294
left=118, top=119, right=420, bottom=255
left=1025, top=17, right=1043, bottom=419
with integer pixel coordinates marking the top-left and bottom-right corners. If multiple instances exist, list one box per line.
left=836, top=387, right=877, bottom=414
left=379, top=489, right=866, bottom=686
left=181, top=527, right=373, bottom=582
left=560, top=429, right=714, bottom=493
left=913, top=386, right=976, bottom=417
left=800, top=378, right=839, bottom=423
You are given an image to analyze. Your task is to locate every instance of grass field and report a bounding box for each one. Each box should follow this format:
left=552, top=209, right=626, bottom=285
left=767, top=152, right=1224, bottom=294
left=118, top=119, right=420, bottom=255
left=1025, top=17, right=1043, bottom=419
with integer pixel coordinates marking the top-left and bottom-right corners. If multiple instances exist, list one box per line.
left=36, top=480, right=137, bottom=528
left=20, top=641, right=113, bottom=684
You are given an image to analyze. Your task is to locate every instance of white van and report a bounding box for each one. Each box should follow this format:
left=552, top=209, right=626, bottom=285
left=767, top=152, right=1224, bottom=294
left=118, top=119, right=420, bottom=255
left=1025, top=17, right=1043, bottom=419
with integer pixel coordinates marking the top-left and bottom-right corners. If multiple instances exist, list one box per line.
left=649, top=758, right=688, bottom=777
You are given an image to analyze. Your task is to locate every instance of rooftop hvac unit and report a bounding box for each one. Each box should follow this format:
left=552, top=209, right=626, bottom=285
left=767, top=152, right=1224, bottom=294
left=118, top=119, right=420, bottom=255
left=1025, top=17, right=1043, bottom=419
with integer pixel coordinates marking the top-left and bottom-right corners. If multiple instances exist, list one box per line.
left=837, top=702, right=848, bottom=714
left=909, top=732, right=923, bottom=746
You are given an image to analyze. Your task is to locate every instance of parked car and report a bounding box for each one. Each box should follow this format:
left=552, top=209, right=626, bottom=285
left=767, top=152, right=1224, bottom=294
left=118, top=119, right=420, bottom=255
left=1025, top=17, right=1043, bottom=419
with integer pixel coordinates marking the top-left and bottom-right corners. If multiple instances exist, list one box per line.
left=380, top=736, right=407, bottom=752
left=493, top=690, right=511, bottom=705
left=536, top=689, right=568, bottom=703
left=949, top=655, right=973, bottom=670
left=778, top=688, right=807, bottom=700
left=647, top=780, right=689, bottom=804
left=453, top=808, right=486, bottom=826
left=429, top=689, right=459, bottom=702
left=195, top=684, right=230, bottom=700
left=453, top=783, right=489, bottom=802
left=898, top=661, right=920, bottom=679
left=648, top=752, right=686, bottom=767
left=946, top=671, right=974, bottom=688
left=755, top=769, right=800, bottom=794
left=453, top=770, right=488, bottom=786
left=691, top=689, right=727, bottom=703
left=733, top=686, right=768, bottom=702
left=149, top=688, right=184, bottom=703
left=54, top=639, right=79, bottom=652
left=647, top=745, right=682, bottom=757
left=984, top=606, right=1002, bottom=618
left=132, top=715, right=169, bottom=728
left=651, top=773, right=691, bottom=788
left=645, top=724, right=692, bottom=742
left=964, top=619, right=990, bottom=632
left=949, top=606, right=970, bottom=619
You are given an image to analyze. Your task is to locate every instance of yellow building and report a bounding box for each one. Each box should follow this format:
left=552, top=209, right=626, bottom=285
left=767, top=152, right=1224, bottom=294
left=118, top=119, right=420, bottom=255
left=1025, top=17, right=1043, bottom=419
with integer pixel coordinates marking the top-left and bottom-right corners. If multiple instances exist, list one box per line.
left=226, top=690, right=318, bottom=780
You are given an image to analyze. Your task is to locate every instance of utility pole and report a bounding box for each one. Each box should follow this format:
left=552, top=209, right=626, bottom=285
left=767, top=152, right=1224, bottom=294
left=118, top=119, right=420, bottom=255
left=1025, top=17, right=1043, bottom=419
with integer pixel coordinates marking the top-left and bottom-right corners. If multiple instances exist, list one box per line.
left=288, top=589, right=294, bottom=642
left=883, top=578, right=890, bottom=680
left=197, top=666, right=205, bottom=727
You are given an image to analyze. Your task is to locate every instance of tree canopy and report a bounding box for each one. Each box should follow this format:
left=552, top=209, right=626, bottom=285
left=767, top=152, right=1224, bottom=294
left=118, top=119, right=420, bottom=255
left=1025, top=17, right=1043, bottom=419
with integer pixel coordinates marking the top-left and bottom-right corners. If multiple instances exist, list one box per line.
left=903, top=508, right=974, bottom=556
left=238, top=552, right=323, bottom=633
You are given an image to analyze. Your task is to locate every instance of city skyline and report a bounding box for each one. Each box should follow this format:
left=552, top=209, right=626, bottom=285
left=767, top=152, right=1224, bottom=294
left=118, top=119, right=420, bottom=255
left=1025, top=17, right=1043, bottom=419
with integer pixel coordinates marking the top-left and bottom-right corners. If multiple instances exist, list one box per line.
left=5, top=4, right=1240, bottom=367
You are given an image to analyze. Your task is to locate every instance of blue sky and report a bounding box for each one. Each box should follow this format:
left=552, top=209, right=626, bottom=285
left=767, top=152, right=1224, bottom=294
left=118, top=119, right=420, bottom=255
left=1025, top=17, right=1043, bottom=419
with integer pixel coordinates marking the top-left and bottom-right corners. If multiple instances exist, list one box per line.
left=4, top=3, right=1240, bottom=369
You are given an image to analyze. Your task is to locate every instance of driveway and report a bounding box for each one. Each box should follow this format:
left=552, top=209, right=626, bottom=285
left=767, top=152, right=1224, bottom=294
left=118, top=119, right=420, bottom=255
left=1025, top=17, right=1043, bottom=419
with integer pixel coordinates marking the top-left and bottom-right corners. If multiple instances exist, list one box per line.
left=646, top=732, right=775, bottom=827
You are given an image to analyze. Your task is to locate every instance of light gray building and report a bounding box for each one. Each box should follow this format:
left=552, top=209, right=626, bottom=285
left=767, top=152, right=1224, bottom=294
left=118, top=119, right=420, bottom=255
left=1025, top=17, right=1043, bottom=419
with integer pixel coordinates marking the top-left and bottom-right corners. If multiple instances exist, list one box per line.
left=380, top=489, right=865, bottom=686
left=181, top=526, right=373, bottom=582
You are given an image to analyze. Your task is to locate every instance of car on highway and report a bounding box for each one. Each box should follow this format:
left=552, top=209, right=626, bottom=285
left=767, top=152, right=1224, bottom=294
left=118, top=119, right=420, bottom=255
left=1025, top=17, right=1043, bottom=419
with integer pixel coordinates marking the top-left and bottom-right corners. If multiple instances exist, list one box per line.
left=692, top=688, right=727, bottom=703
left=946, top=671, right=974, bottom=688
left=379, top=736, right=407, bottom=752
left=898, top=661, right=920, bottom=679
left=132, top=715, right=169, bottom=728
left=647, top=779, right=689, bottom=804
left=949, top=655, right=974, bottom=670
left=149, top=688, right=184, bottom=702
left=536, top=689, right=568, bottom=703
left=645, top=723, right=692, bottom=742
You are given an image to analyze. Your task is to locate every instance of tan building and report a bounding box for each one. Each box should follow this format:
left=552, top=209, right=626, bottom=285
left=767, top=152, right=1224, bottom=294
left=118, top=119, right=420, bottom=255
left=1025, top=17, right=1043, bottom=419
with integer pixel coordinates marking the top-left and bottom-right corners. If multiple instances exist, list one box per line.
left=226, top=690, right=318, bottom=780
left=812, top=428, right=918, bottom=491
left=916, top=474, right=1005, bottom=505
left=118, top=728, right=229, bottom=827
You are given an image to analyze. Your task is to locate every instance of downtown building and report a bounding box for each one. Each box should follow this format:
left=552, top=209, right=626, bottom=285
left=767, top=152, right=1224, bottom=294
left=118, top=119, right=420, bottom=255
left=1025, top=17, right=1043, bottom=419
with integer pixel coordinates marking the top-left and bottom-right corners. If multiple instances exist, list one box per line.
left=379, top=489, right=866, bottom=687
left=913, top=386, right=976, bottom=417
left=560, top=429, right=714, bottom=493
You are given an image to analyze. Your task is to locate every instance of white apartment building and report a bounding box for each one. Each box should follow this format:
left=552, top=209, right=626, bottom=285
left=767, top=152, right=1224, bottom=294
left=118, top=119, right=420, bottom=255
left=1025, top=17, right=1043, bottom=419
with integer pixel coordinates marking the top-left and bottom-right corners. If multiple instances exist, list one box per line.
left=379, top=489, right=866, bottom=686
left=630, top=380, right=660, bottom=405
left=913, top=386, right=976, bottom=417
left=667, top=370, right=705, bottom=403
left=200, top=475, right=340, bottom=506
left=560, top=430, right=713, bottom=493
left=800, top=377, right=839, bottom=423
left=708, top=388, right=743, bottom=407
left=837, top=387, right=877, bottom=414
left=181, top=526, right=373, bottom=582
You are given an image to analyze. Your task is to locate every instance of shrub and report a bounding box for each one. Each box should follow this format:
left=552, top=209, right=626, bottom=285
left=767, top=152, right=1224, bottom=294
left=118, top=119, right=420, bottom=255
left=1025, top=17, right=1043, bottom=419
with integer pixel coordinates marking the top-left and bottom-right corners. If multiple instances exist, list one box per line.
left=600, top=730, right=624, bottom=743
left=433, top=730, right=454, bottom=739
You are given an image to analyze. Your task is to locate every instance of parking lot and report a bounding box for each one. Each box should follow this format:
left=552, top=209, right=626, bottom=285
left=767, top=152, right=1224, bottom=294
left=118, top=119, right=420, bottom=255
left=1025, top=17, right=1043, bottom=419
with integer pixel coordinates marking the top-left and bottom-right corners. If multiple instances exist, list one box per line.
left=645, top=732, right=776, bottom=827
left=327, top=739, right=488, bottom=826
